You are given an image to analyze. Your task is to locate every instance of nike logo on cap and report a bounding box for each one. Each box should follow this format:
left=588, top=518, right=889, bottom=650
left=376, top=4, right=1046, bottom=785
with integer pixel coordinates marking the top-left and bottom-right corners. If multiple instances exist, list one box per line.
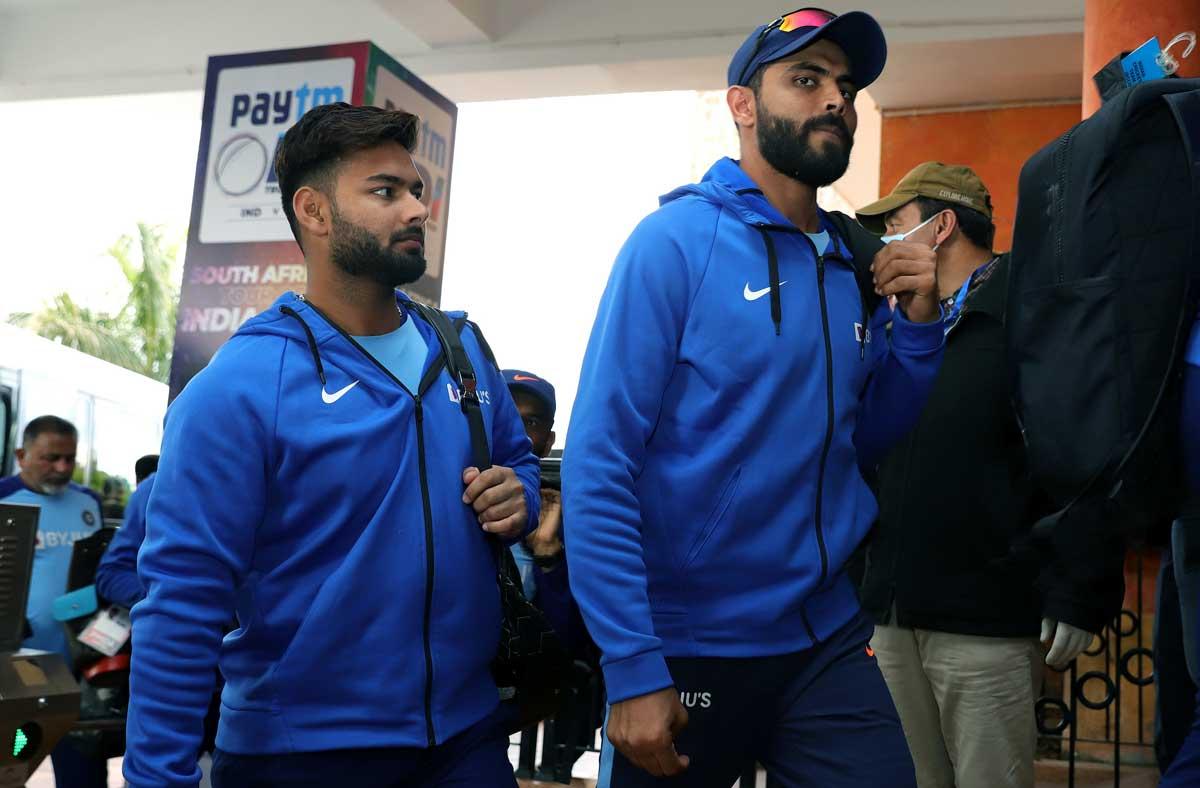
left=321, top=380, right=359, bottom=404
left=512, top=375, right=540, bottom=382
left=744, top=281, right=787, bottom=301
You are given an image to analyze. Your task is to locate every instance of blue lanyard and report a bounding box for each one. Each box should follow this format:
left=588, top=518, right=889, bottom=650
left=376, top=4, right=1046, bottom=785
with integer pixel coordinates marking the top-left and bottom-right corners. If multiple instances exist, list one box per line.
left=943, top=274, right=974, bottom=335
left=943, top=258, right=997, bottom=335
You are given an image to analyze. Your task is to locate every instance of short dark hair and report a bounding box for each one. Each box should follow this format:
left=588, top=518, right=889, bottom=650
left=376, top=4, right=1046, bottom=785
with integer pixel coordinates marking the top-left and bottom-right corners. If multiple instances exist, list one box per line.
left=914, top=196, right=995, bottom=251
left=135, top=454, right=159, bottom=484
left=274, top=102, right=421, bottom=245
left=747, top=66, right=766, bottom=97
left=22, top=415, right=77, bottom=446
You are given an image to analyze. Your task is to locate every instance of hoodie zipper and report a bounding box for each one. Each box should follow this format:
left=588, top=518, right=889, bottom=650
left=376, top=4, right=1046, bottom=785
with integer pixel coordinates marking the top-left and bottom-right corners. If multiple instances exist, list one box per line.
left=291, top=297, right=439, bottom=747
left=812, top=253, right=834, bottom=587
left=756, top=227, right=842, bottom=588
left=414, top=401, right=437, bottom=747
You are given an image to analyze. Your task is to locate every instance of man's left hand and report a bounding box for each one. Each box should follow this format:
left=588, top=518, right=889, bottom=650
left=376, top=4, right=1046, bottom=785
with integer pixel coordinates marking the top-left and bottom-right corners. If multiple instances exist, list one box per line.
left=1041, top=617, right=1095, bottom=668
left=871, top=241, right=940, bottom=323
left=463, top=466, right=527, bottom=538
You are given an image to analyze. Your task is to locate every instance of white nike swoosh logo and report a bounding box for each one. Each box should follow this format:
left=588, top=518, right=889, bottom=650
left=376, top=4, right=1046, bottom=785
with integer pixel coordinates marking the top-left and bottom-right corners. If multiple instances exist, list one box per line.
left=744, top=281, right=787, bottom=301
left=321, top=380, right=359, bottom=404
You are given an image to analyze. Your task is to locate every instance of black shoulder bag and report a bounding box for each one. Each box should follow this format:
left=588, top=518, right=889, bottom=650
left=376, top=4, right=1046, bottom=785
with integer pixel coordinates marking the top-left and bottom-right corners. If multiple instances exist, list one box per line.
left=409, top=302, right=572, bottom=733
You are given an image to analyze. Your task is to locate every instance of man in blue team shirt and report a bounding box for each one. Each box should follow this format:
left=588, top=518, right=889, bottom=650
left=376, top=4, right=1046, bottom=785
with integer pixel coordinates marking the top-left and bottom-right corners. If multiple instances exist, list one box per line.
left=95, top=454, right=157, bottom=608
left=504, top=369, right=600, bottom=779
left=503, top=369, right=559, bottom=599
left=564, top=8, right=944, bottom=787
left=0, top=415, right=107, bottom=787
left=123, top=103, right=540, bottom=788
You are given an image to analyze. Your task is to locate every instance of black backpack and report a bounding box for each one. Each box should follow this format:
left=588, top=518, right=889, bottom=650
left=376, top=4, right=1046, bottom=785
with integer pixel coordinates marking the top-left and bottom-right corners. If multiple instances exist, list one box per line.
left=1006, top=77, right=1200, bottom=628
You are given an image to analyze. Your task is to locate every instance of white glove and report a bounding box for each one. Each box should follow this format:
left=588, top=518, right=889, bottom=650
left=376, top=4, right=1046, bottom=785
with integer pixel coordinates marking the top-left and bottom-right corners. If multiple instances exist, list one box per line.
left=1041, top=618, right=1095, bottom=668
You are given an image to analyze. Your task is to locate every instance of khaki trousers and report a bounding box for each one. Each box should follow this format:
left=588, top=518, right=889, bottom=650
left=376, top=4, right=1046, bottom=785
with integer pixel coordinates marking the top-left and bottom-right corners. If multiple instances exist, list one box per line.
left=870, top=624, right=1040, bottom=788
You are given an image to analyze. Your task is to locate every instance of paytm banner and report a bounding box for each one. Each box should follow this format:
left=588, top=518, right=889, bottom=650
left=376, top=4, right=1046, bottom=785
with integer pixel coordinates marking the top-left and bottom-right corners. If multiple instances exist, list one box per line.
left=199, top=58, right=355, bottom=244
left=169, top=42, right=457, bottom=400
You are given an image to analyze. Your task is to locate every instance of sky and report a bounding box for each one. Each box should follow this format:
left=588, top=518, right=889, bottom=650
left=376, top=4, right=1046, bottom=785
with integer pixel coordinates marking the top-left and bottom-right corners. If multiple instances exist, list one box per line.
left=0, top=88, right=745, bottom=445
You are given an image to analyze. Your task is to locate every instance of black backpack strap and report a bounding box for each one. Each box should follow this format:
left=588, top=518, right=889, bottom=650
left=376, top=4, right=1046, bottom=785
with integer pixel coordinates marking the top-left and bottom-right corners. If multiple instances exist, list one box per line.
left=826, top=210, right=884, bottom=317
left=408, top=302, right=492, bottom=472
left=461, top=318, right=499, bottom=370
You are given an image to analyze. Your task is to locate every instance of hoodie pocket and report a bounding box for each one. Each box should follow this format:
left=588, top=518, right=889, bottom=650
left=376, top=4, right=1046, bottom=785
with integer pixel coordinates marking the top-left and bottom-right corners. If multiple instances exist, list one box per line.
left=681, top=466, right=741, bottom=570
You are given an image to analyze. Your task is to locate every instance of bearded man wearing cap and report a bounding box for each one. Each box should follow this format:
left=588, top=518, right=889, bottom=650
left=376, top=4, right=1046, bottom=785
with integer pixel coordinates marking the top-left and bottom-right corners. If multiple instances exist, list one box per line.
left=855, top=163, right=1097, bottom=788
left=564, top=9, right=947, bottom=787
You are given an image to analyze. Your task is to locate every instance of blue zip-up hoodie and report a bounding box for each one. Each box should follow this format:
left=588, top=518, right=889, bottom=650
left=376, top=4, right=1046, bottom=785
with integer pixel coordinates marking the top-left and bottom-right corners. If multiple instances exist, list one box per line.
left=562, top=158, right=945, bottom=704
left=124, top=292, right=540, bottom=787
left=95, top=472, right=154, bottom=609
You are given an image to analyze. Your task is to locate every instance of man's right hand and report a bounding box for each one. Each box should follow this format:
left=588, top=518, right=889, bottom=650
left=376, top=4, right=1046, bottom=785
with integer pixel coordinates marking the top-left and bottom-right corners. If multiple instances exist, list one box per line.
left=607, top=686, right=690, bottom=777
left=526, top=488, right=563, bottom=556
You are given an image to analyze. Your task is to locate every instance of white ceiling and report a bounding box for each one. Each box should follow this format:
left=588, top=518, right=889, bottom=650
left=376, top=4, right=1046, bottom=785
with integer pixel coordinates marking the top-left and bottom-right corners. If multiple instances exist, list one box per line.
left=0, top=0, right=1087, bottom=109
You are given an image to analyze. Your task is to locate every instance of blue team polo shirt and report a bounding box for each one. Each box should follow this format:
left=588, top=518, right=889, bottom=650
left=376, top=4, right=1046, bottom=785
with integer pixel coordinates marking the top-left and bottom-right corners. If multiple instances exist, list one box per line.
left=0, top=477, right=103, bottom=658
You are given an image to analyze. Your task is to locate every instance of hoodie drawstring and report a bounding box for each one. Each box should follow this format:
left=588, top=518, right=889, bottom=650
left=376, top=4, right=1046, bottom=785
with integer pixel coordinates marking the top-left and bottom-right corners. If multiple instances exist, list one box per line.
left=757, top=227, right=783, bottom=336
left=279, top=305, right=327, bottom=386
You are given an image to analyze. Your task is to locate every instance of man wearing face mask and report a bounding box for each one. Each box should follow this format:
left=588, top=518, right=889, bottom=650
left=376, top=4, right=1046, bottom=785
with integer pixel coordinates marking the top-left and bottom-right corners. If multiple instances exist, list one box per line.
left=123, top=103, right=540, bottom=788
left=564, top=9, right=945, bottom=787
left=0, top=415, right=109, bottom=787
left=855, top=162, right=1095, bottom=788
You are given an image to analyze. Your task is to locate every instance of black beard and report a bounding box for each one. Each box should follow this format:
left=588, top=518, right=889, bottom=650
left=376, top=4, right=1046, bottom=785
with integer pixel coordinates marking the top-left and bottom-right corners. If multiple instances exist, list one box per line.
left=329, top=207, right=426, bottom=289
left=756, top=101, right=853, bottom=188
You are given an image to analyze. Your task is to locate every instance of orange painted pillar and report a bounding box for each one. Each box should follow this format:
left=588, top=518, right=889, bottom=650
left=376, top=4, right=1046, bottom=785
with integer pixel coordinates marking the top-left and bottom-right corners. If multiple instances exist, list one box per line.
left=1083, top=0, right=1200, bottom=116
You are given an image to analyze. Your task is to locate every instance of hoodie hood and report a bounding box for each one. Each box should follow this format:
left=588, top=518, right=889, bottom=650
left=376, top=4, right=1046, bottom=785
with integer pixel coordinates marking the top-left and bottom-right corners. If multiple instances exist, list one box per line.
left=661, top=157, right=800, bottom=230
left=662, top=157, right=847, bottom=335
left=235, top=290, right=457, bottom=392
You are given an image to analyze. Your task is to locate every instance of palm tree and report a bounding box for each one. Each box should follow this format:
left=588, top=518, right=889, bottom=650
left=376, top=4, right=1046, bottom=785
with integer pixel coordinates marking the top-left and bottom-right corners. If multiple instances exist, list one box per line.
left=9, top=293, right=142, bottom=370
left=8, top=223, right=181, bottom=383
left=108, top=223, right=180, bottom=382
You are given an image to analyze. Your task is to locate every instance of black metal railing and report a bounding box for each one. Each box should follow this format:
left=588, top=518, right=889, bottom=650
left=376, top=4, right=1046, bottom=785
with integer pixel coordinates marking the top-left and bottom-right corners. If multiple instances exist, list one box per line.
left=512, top=670, right=606, bottom=784
left=1035, top=548, right=1157, bottom=787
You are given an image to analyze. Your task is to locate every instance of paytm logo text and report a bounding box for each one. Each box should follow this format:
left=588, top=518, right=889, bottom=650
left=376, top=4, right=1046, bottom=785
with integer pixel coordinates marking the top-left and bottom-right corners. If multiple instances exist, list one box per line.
left=230, top=83, right=344, bottom=127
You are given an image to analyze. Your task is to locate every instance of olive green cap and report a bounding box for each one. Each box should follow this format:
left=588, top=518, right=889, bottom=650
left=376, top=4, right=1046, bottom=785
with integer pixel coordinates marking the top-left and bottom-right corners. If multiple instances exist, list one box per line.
left=856, top=161, right=993, bottom=234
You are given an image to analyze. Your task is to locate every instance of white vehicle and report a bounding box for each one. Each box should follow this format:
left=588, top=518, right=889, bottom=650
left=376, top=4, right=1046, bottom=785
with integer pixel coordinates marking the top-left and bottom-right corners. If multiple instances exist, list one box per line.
left=0, top=323, right=167, bottom=489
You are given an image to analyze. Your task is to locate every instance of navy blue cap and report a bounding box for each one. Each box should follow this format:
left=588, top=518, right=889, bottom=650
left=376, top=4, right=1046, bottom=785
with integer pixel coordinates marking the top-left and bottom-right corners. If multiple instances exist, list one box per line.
left=503, top=369, right=556, bottom=420
left=727, top=9, right=887, bottom=89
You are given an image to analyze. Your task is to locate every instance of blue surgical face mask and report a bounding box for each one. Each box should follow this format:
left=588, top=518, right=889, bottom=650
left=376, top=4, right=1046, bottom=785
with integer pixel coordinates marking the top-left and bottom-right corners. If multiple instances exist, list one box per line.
left=880, top=213, right=940, bottom=250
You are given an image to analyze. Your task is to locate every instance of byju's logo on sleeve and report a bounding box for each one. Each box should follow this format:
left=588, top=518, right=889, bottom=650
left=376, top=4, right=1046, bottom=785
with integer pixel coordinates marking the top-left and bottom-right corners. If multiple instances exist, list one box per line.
left=446, top=384, right=492, bottom=406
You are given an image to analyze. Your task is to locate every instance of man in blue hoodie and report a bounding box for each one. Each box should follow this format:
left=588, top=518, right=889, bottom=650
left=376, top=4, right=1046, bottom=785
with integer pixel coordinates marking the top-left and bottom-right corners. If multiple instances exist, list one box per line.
left=95, top=455, right=157, bottom=609
left=564, top=9, right=944, bottom=787
left=123, top=103, right=541, bottom=788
